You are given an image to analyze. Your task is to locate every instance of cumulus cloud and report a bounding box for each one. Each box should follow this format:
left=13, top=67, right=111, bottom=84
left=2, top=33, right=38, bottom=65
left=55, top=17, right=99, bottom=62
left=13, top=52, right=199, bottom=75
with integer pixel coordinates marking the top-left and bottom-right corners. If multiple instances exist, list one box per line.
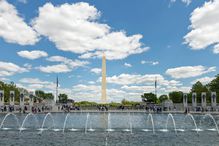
left=213, top=44, right=219, bottom=54
left=90, top=68, right=101, bottom=74
left=17, top=50, right=48, bottom=60
left=103, top=73, right=181, bottom=87
left=170, top=0, right=192, bottom=6
left=121, top=85, right=155, bottom=92
left=19, top=77, right=56, bottom=91
left=141, top=60, right=159, bottom=66
left=46, top=56, right=89, bottom=68
left=32, top=2, right=148, bottom=60
left=0, top=0, right=38, bottom=45
left=0, top=61, right=28, bottom=76
left=191, top=76, right=215, bottom=85
left=71, top=84, right=141, bottom=102
left=166, top=65, right=216, bottom=79
left=124, top=63, right=132, bottom=67
left=37, top=56, right=89, bottom=73
left=18, top=0, right=27, bottom=4
left=184, top=0, right=219, bottom=53
left=37, top=64, right=71, bottom=73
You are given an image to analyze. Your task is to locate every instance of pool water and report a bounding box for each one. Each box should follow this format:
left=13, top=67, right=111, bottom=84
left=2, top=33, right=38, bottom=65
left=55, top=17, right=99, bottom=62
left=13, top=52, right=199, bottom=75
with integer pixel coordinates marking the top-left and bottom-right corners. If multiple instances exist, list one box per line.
left=0, top=112, right=219, bottom=146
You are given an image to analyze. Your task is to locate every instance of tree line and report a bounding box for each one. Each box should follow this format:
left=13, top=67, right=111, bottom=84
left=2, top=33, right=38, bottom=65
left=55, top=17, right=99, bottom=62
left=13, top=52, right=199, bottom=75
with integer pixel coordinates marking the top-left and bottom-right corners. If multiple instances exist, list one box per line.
left=141, top=74, right=219, bottom=104
left=0, top=81, right=69, bottom=103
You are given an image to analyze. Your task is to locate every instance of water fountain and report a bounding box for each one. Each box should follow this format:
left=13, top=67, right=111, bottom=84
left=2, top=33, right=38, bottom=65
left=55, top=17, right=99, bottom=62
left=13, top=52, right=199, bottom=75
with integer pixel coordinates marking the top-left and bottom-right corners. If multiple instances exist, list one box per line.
left=19, top=113, right=39, bottom=132
left=202, top=114, right=219, bottom=134
left=0, top=113, right=20, bottom=130
left=165, top=113, right=177, bottom=134
left=184, top=113, right=199, bottom=133
left=38, top=113, right=55, bottom=133
left=0, top=112, right=219, bottom=134
left=146, top=113, right=155, bottom=134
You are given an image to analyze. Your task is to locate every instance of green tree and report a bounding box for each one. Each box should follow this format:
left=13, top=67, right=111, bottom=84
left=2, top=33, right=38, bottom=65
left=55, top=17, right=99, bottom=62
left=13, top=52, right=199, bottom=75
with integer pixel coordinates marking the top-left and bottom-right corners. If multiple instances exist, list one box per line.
left=190, top=81, right=209, bottom=103
left=169, top=91, right=183, bottom=103
left=35, top=90, right=54, bottom=100
left=158, top=94, right=168, bottom=103
left=141, top=93, right=157, bottom=103
left=207, top=74, right=219, bottom=102
left=44, top=93, right=54, bottom=100
left=0, top=81, right=20, bottom=103
left=35, top=90, right=45, bottom=98
left=58, top=93, right=68, bottom=103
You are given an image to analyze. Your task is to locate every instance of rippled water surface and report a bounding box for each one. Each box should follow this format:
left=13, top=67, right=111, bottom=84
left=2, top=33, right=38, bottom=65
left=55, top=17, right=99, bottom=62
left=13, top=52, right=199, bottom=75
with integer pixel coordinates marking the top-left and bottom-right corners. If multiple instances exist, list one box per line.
left=0, top=112, right=219, bottom=146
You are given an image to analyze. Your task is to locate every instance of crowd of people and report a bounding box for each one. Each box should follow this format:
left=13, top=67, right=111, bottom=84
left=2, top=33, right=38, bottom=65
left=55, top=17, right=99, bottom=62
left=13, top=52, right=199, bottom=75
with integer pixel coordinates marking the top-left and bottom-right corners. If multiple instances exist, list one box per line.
left=58, top=105, right=80, bottom=112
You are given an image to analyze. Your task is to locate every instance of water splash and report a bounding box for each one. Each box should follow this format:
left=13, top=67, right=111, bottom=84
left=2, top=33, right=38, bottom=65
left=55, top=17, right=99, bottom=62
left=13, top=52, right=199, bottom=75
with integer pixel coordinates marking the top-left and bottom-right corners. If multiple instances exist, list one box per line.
left=62, top=113, right=71, bottom=133
left=39, top=113, right=55, bottom=133
left=128, top=112, right=133, bottom=134
left=19, top=113, right=39, bottom=133
left=106, top=113, right=114, bottom=132
left=105, top=137, right=108, bottom=146
left=85, top=113, right=90, bottom=134
left=0, top=113, right=20, bottom=129
left=165, top=113, right=177, bottom=134
left=202, top=114, right=219, bottom=134
left=147, top=113, right=155, bottom=134
left=184, top=113, right=198, bottom=134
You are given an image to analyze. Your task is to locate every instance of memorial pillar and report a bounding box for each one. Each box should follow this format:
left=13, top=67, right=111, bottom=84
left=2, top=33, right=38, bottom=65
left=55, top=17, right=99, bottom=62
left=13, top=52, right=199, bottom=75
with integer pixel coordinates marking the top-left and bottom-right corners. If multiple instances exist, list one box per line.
left=0, top=90, right=4, bottom=106
left=9, top=91, right=15, bottom=106
left=201, top=92, right=206, bottom=108
left=183, top=93, right=188, bottom=110
left=211, top=92, right=217, bottom=107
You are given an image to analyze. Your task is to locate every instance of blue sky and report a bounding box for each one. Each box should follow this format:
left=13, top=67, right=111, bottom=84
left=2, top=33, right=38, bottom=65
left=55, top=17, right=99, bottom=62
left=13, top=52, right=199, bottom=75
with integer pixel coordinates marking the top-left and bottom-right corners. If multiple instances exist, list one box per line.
left=0, top=0, right=219, bottom=102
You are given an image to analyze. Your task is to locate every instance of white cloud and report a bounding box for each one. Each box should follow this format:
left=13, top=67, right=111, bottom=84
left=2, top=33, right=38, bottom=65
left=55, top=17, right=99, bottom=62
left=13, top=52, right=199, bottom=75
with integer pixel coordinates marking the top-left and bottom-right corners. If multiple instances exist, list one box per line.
left=0, top=0, right=38, bottom=45
left=90, top=68, right=101, bottom=74
left=32, top=2, right=148, bottom=60
left=181, top=0, right=192, bottom=5
left=23, top=63, right=32, bottom=70
left=213, top=44, right=219, bottom=54
left=0, top=61, right=28, bottom=76
left=121, top=85, right=155, bottom=92
left=37, top=56, right=89, bottom=73
left=104, top=73, right=181, bottom=87
left=0, top=77, right=9, bottom=81
left=88, top=81, right=95, bottom=84
left=163, top=86, right=191, bottom=93
left=18, top=0, right=27, bottom=4
left=46, top=56, right=89, bottom=68
left=71, top=84, right=142, bottom=102
left=124, top=63, right=132, bottom=67
left=184, top=0, right=219, bottom=52
left=141, top=60, right=159, bottom=66
left=20, top=78, right=50, bottom=84
left=170, top=0, right=192, bottom=6
left=19, top=77, right=56, bottom=91
left=37, top=64, right=71, bottom=73
left=191, top=76, right=215, bottom=85
left=17, top=50, right=48, bottom=60
left=166, top=65, right=216, bottom=79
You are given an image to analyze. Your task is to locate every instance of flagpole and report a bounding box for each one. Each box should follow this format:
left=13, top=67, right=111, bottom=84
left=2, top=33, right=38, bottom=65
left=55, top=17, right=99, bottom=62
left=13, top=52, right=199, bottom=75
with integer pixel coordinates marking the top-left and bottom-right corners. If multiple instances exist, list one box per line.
left=56, top=75, right=58, bottom=103
left=155, top=77, right=157, bottom=98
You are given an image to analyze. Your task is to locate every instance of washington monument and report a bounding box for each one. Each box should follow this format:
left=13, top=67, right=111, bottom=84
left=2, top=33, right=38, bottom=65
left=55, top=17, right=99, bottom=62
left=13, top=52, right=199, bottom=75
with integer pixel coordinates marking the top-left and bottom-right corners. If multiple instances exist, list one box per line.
left=101, top=53, right=107, bottom=103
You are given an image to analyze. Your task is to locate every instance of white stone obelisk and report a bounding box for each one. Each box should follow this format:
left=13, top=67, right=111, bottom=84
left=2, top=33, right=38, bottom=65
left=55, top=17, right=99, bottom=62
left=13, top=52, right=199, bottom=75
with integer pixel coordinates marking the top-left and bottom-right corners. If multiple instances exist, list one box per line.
left=101, top=53, right=107, bottom=103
